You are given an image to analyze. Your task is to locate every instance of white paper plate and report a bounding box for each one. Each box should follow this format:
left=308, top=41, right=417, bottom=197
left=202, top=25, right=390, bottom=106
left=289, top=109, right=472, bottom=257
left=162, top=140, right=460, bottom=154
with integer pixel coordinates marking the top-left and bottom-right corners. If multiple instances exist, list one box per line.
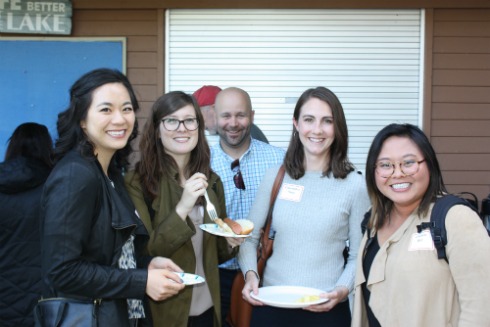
left=199, top=223, right=250, bottom=238
left=250, top=286, right=328, bottom=308
left=173, top=272, right=205, bottom=285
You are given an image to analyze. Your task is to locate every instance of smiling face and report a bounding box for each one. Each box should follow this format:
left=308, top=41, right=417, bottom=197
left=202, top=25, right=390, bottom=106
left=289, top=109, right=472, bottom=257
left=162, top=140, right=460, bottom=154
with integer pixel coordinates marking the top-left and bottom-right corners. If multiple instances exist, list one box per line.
left=159, top=104, right=199, bottom=163
left=215, top=88, right=253, bottom=155
left=375, top=136, right=430, bottom=212
left=80, top=82, right=135, bottom=164
left=293, top=97, right=335, bottom=168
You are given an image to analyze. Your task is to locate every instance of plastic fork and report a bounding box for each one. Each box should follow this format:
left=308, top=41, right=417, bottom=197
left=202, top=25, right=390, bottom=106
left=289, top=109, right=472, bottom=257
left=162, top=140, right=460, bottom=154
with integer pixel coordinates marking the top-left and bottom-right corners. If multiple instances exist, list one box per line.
left=204, top=190, right=234, bottom=234
left=204, top=191, right=219, bottom=221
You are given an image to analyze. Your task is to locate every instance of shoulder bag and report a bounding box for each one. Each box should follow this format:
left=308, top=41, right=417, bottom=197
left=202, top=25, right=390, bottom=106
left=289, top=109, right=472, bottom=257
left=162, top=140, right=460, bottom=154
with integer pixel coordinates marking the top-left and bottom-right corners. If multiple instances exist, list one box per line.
left=34, top=297, right=100, bottom=327
left=227, top=165, right=285, bottom=327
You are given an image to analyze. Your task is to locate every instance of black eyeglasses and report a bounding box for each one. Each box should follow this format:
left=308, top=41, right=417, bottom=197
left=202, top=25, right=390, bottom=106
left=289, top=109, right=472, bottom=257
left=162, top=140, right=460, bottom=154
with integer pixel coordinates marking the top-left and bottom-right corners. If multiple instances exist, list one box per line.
left=231, top=159, right=245, bottom=190
left=161, top=118, right=199, bottom=131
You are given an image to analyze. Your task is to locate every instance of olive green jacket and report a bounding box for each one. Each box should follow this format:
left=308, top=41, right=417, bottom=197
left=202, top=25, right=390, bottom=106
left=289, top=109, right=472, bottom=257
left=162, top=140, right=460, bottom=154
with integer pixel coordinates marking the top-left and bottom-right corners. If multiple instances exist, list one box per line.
left=124, top=170, right=236, bottom=327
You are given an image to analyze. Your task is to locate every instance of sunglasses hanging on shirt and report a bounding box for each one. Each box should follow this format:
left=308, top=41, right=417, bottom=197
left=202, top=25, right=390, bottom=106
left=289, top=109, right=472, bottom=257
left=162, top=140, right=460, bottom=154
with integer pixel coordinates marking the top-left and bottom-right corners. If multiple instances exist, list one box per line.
left=231, top=159, right=246, bottom=190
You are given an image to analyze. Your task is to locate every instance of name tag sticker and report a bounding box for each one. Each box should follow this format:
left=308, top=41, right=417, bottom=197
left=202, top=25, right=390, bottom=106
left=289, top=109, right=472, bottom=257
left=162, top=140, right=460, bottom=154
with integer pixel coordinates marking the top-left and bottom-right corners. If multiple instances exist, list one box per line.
left=408, top=229, right=435, bottom=251
left=278, top=183, right=304, bottom=202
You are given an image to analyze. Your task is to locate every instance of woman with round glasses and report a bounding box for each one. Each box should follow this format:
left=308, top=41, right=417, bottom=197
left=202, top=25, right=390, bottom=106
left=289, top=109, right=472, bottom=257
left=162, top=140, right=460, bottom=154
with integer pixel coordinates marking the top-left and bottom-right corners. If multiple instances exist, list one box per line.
left=124, top=91, right=241, bottom=327
left=352, top=123, right=490, bottom=326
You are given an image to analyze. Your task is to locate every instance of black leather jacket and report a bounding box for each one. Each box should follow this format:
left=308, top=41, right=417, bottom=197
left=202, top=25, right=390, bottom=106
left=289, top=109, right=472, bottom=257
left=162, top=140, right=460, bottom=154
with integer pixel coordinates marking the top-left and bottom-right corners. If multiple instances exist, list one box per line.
left=41, top=150, right=149, bottom=326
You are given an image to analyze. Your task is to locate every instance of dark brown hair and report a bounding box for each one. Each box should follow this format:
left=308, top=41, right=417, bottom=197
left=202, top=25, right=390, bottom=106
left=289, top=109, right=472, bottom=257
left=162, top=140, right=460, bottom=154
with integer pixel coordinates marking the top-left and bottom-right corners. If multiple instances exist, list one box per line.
left=54, top=68, right=139, bottom=171
left=284, top=86, right=354, bottom=179
left=365, top=123, right=447, bottom=229
left=136, top=91, right=210, bottom=197
left=5, top=122, right=53, bottom=168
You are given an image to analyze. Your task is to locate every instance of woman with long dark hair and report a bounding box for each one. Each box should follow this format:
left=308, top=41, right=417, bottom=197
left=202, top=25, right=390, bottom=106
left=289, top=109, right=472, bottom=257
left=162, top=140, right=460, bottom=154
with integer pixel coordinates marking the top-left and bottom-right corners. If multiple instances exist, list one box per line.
left=41, top=68, right=184, bottom=327
left=125, top=91, right=240, bottom=327
left=239, top=87, right=370, bottom=326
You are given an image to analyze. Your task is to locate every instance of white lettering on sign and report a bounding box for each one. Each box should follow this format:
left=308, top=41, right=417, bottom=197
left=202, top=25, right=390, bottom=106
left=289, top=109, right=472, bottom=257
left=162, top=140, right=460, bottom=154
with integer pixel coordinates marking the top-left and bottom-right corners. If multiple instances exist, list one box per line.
left=27, top=2, right=66, bottom=13
left=0, top=0, right=71, bottom=34
left=0, top=0, right=21, bottom=10
left=52, top=13, right=63, bottom=31
left=6, top=12, right=65, bottom=32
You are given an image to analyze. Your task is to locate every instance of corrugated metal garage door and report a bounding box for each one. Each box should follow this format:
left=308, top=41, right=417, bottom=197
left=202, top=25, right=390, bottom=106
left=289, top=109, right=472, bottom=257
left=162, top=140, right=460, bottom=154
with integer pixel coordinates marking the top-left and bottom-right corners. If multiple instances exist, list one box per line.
left=166, top=9, right=423, bottom=171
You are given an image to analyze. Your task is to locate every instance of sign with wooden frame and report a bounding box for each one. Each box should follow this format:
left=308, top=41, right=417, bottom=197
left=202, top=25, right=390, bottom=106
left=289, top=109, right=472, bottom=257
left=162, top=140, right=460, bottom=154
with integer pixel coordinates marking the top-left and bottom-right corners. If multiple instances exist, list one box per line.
left=0, top=0, right=72, bottom=35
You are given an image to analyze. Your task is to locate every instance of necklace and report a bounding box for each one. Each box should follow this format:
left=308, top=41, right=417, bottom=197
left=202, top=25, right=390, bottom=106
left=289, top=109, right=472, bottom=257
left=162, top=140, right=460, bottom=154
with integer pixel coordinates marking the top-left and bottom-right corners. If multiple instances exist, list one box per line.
left=107, top=175, right=115, bottom=188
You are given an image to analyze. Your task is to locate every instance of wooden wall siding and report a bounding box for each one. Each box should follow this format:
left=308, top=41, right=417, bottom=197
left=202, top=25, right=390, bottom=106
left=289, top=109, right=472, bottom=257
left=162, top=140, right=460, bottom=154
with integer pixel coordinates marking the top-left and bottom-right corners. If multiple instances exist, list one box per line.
left=433, top=37, right=490, bottom=54
left=72, top=0, right=490, bottom=10
left=72, top=8, right=162, bottom=164
left=3, top=2, right=490, bottom=199
left=431, top=137, right=490, bottom=153
left=433, top=71, right=490, bottom=87
left=72, top=9, right=159, bottom=117
left=431, top=9, right=490, bottom=200
left=432, top=103, right=490, bottom=119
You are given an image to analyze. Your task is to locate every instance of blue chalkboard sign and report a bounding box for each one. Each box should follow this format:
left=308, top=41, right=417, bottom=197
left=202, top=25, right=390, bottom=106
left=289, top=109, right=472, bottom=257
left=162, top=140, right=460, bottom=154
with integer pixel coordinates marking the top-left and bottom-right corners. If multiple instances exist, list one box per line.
left=0, top=38, right=125, bottom=158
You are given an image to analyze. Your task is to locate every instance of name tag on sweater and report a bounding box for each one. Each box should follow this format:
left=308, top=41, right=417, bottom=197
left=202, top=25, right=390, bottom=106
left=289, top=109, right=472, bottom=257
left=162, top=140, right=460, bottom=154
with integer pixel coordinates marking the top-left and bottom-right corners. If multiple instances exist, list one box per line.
left=408, top=229, right=435, bottom=251
left=278, top=183, right=304, bottom=202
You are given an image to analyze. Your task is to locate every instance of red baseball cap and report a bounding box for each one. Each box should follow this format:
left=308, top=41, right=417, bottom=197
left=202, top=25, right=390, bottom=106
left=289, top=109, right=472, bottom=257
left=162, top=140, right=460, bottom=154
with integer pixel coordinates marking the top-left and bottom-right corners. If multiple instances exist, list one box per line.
left=193, top=85, right=222, bottom=107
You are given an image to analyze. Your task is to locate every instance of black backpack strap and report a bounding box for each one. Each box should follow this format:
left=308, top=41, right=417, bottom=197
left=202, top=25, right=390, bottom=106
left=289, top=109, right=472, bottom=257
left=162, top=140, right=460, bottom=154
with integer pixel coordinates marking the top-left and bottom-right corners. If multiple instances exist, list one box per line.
left=360, top=209, right=374, bottom=259
left=361, top=209, right=372, bottom=235
left=454, top=192, right=479, bottom=213
left=418, top=195, right=475, bottom=262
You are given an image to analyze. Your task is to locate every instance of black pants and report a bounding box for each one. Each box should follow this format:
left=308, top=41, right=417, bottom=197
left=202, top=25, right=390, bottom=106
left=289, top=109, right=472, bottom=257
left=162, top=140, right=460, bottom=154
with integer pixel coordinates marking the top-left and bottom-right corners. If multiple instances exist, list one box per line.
left=250, top=299, right=351, bottom=327
left=187, top=307, right=214, bottom=327
left=219, top=268, right=239, bottom=327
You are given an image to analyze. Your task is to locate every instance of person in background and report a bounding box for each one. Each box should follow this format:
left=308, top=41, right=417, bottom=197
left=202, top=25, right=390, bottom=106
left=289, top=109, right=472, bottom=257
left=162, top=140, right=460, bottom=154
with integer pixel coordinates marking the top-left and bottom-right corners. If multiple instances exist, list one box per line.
left=0, top=122, right=53, bottom=327
left=351, top=123, right=490, bottom=326
left=193, top=85, right=269, bottom=144
left=41, top=68, right=184, bottom=327
left=239, top=87, right=369, bottom=326
left=124, top=91, right=242, bottom=327
left=210, top=86, right=285, bottom=325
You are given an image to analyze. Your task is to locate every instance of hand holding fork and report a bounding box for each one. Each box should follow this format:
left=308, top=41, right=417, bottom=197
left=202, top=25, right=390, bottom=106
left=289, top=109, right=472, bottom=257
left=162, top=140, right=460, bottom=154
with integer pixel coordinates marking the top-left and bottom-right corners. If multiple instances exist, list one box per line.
left=204, top=190, right=233, bottom=234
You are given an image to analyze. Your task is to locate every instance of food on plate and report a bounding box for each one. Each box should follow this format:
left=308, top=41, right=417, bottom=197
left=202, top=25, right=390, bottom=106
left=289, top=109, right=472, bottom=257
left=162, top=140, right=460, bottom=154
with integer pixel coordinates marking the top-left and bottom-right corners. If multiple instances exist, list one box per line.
left=214, top=218, right=254, bottom=235
left=223, top=218, right=243, bottom=234
left=234, top=219, right=254, bottom=235
left=295, top=295, right=321, bottom=303
left=223, top=218, right=255, bottom=235
left=214, top=218, right=234, bottom=234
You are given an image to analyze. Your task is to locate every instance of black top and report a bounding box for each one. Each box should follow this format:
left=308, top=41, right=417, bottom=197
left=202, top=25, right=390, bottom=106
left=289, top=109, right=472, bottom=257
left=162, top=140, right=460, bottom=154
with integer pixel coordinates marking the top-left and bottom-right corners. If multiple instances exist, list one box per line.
left=362, top=234, right=382, bottom=327
left=250, top=123, right=269, bottom=143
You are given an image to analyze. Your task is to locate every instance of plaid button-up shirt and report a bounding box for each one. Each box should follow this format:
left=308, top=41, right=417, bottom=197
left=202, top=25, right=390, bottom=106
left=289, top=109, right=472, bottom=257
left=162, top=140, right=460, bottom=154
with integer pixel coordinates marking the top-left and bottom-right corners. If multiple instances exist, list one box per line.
left=211, top=138, right=285, bottom=270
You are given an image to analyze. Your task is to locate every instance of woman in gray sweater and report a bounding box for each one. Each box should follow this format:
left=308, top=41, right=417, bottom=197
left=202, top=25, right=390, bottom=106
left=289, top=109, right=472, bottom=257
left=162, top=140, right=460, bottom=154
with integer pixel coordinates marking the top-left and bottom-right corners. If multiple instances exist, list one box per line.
left=238, top=87, right=370, bottom=326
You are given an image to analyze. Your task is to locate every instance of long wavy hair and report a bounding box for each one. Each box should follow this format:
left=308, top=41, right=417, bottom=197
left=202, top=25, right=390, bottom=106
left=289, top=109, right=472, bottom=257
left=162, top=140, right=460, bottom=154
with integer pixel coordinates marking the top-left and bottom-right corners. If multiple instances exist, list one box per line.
left=284, top=86, right=354, bottom=179
left=54, top=68, right=139, bottom=171
left=365, top=123, right=447, bottom=230
left=5, top=122, right=53, bottom=168
left=136, top=91, right=210, bottom=198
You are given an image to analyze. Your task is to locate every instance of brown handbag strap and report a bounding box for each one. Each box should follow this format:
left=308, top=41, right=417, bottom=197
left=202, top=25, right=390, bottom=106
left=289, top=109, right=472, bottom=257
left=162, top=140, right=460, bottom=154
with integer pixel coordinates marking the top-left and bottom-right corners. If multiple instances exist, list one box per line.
left=262, top=165, right=285, bottom=237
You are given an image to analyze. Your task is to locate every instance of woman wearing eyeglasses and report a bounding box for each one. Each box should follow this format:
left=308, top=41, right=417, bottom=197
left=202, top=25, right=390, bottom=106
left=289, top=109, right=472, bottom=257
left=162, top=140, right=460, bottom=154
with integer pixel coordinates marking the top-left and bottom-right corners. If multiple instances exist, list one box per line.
left=351, top=123, right=490, bottom=326
left=124, top=91, right=241, bottom=327
left=238, top=87, right=370, bottom=326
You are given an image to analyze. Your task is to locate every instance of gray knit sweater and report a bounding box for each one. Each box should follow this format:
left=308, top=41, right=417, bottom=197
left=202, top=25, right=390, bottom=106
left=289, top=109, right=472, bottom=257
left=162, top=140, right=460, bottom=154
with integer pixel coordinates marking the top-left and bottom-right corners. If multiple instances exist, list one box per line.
left=238, top=165, right=370, bottom=293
